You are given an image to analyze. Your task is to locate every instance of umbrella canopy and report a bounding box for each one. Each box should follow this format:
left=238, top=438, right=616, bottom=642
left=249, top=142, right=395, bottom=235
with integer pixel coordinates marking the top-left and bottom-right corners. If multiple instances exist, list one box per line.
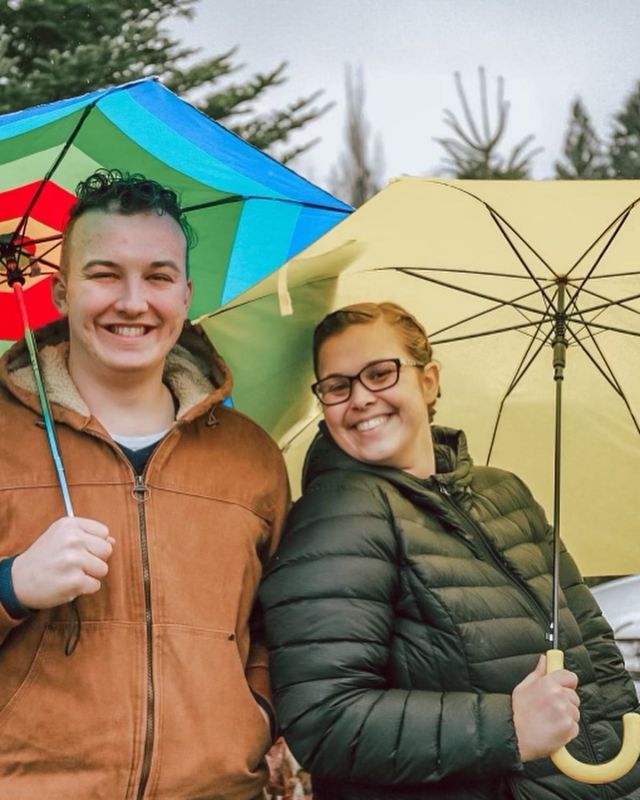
left=201, top=177, right=640, bottom=577
left=0, top=77, right=351, bottom=347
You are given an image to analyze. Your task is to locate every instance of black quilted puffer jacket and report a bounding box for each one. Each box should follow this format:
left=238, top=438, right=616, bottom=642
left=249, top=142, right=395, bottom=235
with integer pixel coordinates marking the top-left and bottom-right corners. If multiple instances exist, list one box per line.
left=260, top=425, right=640, bottom=799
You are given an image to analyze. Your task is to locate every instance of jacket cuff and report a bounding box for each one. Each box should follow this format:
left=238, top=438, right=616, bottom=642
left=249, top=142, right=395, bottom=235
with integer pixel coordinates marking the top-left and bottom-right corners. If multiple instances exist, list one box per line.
left=0, top=556, right=32, bottom=620
left=251, top=689, right=279, bottom=742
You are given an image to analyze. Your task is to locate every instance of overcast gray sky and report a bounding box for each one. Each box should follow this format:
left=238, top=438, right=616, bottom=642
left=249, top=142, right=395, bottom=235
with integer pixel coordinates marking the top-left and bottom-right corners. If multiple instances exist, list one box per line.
left=171, top=0, right=640, bottom=190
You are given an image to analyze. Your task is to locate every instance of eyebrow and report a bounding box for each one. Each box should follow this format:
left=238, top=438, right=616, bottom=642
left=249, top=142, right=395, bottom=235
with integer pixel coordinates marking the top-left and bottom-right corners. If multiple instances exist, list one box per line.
left=319, top=358, right=398, bottom=381
left=81, top=259, right=182, bottom=272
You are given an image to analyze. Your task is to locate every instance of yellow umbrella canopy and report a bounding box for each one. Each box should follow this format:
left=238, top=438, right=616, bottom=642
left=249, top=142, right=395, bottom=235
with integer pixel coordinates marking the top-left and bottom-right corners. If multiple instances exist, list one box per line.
left=200, top=177, right=640, bottom=577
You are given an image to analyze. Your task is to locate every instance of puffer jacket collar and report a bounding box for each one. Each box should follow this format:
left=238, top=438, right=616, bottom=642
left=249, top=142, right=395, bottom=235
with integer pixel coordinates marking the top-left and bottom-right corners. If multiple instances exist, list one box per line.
left=303, top=421, right=474, bottom=503
left=0, top=318, right=232, bottom=432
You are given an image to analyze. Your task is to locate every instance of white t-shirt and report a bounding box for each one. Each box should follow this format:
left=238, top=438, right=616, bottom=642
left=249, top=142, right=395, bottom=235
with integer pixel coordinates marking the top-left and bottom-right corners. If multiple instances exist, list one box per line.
left=110, top=430, right=169, bottom=452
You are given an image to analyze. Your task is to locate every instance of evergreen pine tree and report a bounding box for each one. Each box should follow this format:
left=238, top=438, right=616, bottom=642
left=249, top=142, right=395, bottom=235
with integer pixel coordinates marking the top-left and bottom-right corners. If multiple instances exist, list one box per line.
left=609, top=81, right=640, bottom=178
left=0, top=0, right=327, bottom=160
left=554, top=99, right=608, bottom=178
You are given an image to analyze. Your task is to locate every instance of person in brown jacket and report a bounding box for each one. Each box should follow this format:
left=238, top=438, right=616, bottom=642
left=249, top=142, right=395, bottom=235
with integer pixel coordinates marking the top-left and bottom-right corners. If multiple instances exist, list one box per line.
left=0, top=169, right=289, bottom=799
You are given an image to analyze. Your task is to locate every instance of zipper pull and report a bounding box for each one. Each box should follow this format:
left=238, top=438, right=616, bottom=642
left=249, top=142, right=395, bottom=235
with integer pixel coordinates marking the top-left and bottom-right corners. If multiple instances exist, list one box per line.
left=438, top=482, right=451, bottom=497
left=132, top=474, right=150, bottom=502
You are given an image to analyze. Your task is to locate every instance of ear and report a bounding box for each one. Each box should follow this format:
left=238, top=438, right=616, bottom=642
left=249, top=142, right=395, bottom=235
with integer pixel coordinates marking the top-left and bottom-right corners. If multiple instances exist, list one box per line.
left=51, top=273, right=68, bottom=314
left=184, top=279, right=193, bottom=312
left=420, top=361, right=440, bottom=406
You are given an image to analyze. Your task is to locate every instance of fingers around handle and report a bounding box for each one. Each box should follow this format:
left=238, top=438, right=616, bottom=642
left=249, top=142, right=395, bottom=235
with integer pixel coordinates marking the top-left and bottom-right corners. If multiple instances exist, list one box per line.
left=546, top=649, right=640, bottom=784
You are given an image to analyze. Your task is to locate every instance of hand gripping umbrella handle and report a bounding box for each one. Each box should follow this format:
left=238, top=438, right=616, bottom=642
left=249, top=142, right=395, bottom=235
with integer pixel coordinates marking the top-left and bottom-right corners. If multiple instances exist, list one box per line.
left=546, top=649, right=640, bottom=783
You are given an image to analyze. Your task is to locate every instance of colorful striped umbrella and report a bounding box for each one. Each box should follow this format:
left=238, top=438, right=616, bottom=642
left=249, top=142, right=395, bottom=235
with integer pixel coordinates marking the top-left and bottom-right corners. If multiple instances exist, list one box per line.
left=0, top=77, right=351, bottom=348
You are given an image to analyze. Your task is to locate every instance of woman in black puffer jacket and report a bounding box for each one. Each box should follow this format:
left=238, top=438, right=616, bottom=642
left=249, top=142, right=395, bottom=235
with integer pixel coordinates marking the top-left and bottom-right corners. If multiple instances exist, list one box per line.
left=260, top=301, right=640, bottom=800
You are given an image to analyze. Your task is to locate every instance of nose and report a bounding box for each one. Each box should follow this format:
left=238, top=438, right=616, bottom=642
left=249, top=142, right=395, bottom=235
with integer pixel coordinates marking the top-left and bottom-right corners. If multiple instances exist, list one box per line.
left=349, top=377, right=377, bottom=408
left=114, top=277, right=149, bottom=315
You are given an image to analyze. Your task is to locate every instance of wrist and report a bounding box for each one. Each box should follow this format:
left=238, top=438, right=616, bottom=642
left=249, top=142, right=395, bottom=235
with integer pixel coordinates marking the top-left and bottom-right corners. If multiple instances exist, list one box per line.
left=0, top=555, right=32, bottom=619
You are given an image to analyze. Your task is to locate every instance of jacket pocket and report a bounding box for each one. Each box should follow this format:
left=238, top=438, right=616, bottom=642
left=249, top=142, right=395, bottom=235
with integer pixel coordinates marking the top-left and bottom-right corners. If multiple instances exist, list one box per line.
left=152, top=625, right=271, bottom=799
left=0, top=621, right=51, bottom=724
left=0, top=621, right=142, bottom=799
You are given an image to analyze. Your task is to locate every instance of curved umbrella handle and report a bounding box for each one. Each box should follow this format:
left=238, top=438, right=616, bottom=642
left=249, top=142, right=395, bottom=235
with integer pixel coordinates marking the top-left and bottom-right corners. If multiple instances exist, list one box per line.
left=546, top=649, right=640, bottom=783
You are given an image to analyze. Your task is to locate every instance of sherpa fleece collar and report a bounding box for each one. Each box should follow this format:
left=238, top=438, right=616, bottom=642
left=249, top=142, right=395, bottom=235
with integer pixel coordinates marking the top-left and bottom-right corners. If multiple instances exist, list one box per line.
left=0, top=319, right=232, bottom=427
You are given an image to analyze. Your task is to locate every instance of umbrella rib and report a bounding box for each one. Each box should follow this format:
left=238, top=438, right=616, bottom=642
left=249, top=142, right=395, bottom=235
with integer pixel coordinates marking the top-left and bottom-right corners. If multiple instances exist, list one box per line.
left=424, top=179, right=558, bottom=286
left=10, top=234, right=62, bottom=246
left=567, top=322, right=626, bottom=394
left=586, top=269, right=640, bottom=279
left=566, top=289, right=640, bottom=320
left=31, top=257, right=59, bottom=272
left=13, top=102, right=97, bottom=243
left=207, top=297, right=548, bottom=340
left=32, top=239, right=61, bottom=261
left=183, top=194, right=246, bottom=212
left=183, top=195, right=353, bottom=215
left=567, top=325, right=640, bottom=436
left=432, top=319, right=550, bottom=345
left=567, top=308, right=610, bottom=344
left=575, top=320, right=640, bottom=337
left=12, top=81, right=154, bottom=246
left=565, top=208, right=633, bottom=313
left=567, top=283, right=640, bottom=318
left=425, top=285, right=546, bottom=339
left=388, top=265, right=546, bottom=280
left=563, top=282, right=638, bottom=342
left=397, top=268, right=550, bottom=319
left=26, top=240, right=62, bottom=272
left=206, top=270, right=549, bottom=326
left=487, top=209, right=559, bottom=300
left=10, top=240, right=62, bottom=280
left=486, top=325, right=553, bottom=464
left=564, top=201, right=640, bottom=283
left=567, top=328, right=621, bottom=394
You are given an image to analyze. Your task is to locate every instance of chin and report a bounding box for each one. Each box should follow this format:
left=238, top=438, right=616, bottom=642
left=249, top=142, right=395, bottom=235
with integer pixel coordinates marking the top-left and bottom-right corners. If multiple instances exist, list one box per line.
left=99, top=354, right=161, bottom=373
left=354, top=446, right=397, bottom=466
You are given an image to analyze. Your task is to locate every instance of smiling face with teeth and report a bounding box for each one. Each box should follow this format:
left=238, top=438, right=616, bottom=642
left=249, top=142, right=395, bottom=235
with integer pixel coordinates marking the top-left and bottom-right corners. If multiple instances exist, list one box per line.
left=52, top=209, right=192, bottom=388
left=317, top=318, right=440, bottom=478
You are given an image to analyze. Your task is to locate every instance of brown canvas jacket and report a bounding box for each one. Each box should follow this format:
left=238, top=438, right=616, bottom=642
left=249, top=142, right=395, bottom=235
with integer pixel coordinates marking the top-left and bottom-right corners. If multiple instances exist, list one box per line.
left=0, top=320, right=289, bottom=799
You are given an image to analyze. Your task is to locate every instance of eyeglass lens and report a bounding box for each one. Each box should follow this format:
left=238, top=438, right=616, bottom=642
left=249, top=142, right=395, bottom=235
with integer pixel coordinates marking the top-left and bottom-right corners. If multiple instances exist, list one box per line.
left=317, top=360, right=400, bottom=403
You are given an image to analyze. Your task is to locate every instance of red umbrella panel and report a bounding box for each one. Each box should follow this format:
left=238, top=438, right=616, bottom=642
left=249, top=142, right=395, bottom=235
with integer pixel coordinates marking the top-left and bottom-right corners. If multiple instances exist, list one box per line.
left=0, top=181, right=73, bottom=338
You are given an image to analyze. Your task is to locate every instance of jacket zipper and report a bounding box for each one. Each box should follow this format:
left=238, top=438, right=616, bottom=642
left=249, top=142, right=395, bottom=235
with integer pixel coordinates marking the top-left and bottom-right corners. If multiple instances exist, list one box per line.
left=435, top=483, right=551, bottom=631
left=47, top=426, right=175, bottom=797
left=437, top=484, right=610, bottom=799
left=133, top=474, right=155, bottom=800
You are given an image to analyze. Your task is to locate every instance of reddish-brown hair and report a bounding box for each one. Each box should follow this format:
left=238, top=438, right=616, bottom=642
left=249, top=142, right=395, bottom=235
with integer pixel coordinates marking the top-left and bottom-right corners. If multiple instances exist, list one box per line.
left=313, top=301, right=439, bottom=419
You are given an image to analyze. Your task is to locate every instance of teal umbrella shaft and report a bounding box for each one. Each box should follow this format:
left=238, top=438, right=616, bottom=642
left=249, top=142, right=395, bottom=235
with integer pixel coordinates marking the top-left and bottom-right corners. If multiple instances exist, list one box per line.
left=14, top=283, right=74, bottom=517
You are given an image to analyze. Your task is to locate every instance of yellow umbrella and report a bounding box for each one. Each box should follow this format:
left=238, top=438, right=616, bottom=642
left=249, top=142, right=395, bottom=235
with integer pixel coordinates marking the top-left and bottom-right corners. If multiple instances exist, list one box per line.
left=202, top=177, right=640, bottom=579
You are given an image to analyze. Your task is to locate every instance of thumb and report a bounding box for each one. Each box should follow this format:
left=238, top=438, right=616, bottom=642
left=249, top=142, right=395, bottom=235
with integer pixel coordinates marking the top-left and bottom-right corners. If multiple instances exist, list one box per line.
left=517, top=654, right=546, bottom=689
left=534, top=653, right=547, bottom=676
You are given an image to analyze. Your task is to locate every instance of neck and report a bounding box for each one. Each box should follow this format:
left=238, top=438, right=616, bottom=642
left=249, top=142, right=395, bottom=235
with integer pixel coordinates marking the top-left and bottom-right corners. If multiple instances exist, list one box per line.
left=68, top=352, right=175, bottom=436
left=408, top=447, right=436, bottom=479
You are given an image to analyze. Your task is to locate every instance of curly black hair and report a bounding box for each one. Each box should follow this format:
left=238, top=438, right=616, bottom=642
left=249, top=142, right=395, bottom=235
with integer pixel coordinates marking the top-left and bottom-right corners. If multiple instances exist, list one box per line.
left=61, top=168, right=194, bottom=273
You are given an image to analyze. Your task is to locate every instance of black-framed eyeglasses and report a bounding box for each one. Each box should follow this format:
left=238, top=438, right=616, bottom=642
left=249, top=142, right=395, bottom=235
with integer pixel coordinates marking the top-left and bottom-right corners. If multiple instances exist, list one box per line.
left=311, top=358, right=423, bottom=406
